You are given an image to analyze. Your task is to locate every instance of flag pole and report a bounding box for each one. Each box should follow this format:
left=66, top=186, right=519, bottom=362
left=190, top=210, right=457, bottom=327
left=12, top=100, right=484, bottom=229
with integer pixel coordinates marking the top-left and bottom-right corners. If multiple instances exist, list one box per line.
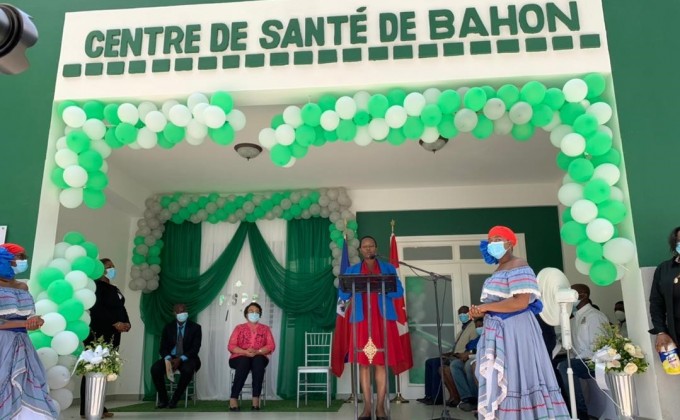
left=389, top=219, right=410, bottom=404
left=341, top=223, right=362, bottom=404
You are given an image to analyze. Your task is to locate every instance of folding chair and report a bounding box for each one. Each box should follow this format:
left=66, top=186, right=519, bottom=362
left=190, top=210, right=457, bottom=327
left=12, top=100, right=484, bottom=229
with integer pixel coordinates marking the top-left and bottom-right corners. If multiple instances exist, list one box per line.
left=155, top=370, right=197, bottom=408
left=296, top=332, right=333, bottom=408
left=230, top=367, right=267, bottom=406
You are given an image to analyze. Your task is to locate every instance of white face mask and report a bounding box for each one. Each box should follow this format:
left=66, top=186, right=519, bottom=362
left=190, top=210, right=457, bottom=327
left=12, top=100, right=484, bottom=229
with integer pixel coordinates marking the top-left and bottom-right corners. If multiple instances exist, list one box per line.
left=614, top=310, right=625, bottom=322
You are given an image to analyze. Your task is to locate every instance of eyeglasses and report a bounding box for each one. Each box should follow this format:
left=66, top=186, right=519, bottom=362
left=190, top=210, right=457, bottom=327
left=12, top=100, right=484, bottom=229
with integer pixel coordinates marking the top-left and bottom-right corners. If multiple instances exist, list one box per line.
left=360, top=245, right=376, bottom=249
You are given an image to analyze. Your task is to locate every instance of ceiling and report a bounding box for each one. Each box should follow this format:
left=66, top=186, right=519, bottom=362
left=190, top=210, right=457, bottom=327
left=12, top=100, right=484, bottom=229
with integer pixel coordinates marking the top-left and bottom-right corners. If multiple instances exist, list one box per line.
left=107, top=105, right=564, bottom=195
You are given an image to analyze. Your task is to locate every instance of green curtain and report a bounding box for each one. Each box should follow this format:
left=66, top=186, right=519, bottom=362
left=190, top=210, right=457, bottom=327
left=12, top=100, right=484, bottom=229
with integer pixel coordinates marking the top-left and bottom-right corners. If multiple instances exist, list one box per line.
left=249, top=218, right=336, bottom=399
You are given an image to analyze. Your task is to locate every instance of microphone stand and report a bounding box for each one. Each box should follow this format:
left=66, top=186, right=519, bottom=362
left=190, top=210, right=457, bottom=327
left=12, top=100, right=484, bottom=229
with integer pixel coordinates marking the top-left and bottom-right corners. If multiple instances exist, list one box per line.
left=377, top=255, right=461, bottom=420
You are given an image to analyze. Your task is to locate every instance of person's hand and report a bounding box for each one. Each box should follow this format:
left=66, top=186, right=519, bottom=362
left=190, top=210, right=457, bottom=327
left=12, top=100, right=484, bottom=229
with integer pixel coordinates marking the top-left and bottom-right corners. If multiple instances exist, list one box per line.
left=459, top=352, right=470, bottom=362
left=14, top=282, right=28, bottom=291
left=25, top=316, right=44, bottom=331
left=122, top=323, right=131, bottom=332
left=469, top=304, right=486, bottom=319
left=113, top=322, right=125, bottom=332
left=246, top=348, right=257, bottom=357
left=171, top=358, right=181, bottom=370
left=656, top=333, right=675, bottom=352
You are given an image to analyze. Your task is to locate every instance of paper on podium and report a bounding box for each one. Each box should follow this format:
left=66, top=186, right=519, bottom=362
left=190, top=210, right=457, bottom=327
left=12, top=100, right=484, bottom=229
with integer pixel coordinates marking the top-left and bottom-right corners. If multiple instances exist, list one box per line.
left=165, top=359, right=175, bottom=382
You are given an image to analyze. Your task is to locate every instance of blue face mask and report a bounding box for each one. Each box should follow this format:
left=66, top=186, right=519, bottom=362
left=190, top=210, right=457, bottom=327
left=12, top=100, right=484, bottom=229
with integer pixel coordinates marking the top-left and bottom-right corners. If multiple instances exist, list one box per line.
left=487, top=241, right=507, bottom=259
left=572, top=300, right=582, bottom=315
left=12, top=260, right=28, bottom=274
left=247, top=313, right=260, bottom=323
left=459, top=313, right=470, bottom=323
left=475, top=327, right=484, bottom=336
left=176, top=312, right=189, bottom=323
left=676, top=242, right=680, bottom=255
left=106, top=268, right=116, bottom=280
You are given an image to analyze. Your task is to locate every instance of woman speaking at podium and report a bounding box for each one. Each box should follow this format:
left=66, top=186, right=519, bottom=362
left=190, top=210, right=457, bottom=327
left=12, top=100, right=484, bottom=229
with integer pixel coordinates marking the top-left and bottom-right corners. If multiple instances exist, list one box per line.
left=338, top=236, right=406, bottom=420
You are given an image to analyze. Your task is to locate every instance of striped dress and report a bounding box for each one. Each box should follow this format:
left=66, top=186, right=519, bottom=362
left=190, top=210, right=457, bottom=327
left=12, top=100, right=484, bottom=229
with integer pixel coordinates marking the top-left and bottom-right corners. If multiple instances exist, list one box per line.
left=476, top=266, right=569, bottom=420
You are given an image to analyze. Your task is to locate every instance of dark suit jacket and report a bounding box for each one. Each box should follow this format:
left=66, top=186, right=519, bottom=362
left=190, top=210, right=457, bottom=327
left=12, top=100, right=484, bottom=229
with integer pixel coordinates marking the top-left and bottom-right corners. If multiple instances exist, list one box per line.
left=160, top=320, right=202, bottom=370
left=88, top=280, right=130, bottom=347
left=649, top=257, right=680, bottom=344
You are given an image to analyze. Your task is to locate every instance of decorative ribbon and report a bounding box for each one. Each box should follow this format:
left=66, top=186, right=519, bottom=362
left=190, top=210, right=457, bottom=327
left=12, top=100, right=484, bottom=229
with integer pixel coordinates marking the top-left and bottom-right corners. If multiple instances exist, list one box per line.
left=591, top=346, right=621, bottom=390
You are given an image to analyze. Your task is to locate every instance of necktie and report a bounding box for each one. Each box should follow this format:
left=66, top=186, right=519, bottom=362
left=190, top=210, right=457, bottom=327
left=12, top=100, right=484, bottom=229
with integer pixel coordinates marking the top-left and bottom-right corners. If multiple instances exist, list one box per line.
left=176, top=326, right=184, bottom=357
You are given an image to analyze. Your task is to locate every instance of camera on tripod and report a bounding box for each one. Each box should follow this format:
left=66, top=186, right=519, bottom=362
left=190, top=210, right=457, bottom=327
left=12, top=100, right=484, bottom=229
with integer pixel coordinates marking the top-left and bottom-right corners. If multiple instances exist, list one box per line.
left=0, top=4, right=38, bottom=75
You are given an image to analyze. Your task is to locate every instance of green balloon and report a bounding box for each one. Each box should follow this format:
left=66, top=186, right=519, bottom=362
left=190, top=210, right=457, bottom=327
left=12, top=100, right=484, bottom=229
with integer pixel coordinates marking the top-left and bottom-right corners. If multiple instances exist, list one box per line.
left=156, top=132, right=175, bottom=149
left=290, top=205, right=302, bottom=217
left=520, top=81, right=547, bottom=105
left=134, top=235, right=146, bottom=246
left=590, top=259, right=617, bottom=286
left=148, top=245, right=161, bottom=257
left=210, top=91, right=234, bottom=113
left=387, top=89, right=407, bottom=106
left=336, top=120, right=357, bottom=141
left=295, top=125, right=316, bottom=146
left=83, top=188, right=106, bottom=209
left=290, top=143, right=308, bottom=158
left=92, top=259, right=105, bottom=279
left=208, top=124, right=235, bottom=145
left=78, top=150, right=103, bottom=172
left=531, top=104, right=554, bottom=127
left=83, top=101, right=105, bottom=120
left=573, top=114, right=599, bottom=137
left=64, top=231, right=86, bottom=245
left=511, top=123, right=534, bottom=141
left=147, top=255, right=161, bottom=265
left=67, top=320, right=90, bottom=341
left=270, top=144, right=292, bottom=166
left=576, top=240, right=603, bottom=263
left=586, top=132, right=613, bottom=156
left=29, top=331, right=52, bottom=349
left=72, top=342, right=85, bottom=357
left=104, top=128, right=124, bottom=149
left=590, top=148, right=620, bottom=166
left=561, top=221, right=587, bottom=245
left=556, top=152, right=577, bottom=171
left=568, top=158, right=594, bottom=182
left=47, top=280, right=74, bottom=303
left=472, top=115, right=493, bottom=139
left=403, top=116, right=424, bottom=139
left=598, top=200, right=627, bottom=224
left=584, top=179, right=611, bottom=203
left=103, top=104, right=121, bottom=125
left=71, top=256, right=97, bottom=278
left=38, top=267, right=64, bottom=290
left=51, top=167, right=68, bottom=189
left=187, top=202, right=199, bottom=214
left=497, top=84, right=520, bottom=109
left=386, top=128, right=407, bottom=145
left=437, top=114, right=458, bottom=138
left=80, top=241, right=99, bottom=259
left=368, top=94, right=390, bottom=118
left=115, top=123, right=138, bottom=144
left=160, top=197, right=172, bottom=208
left=271, top=114, right=285, bottom=129
left=559, top=103, right=585, bottom=125
left=131, top=253, right=145, bottom=265
left=59, top=298, right=85, bottom=322
left=562, top=207, right=574, bottom=223
left=347, top=220, right=359, bottom=230
left=323, top=130, right=338, bottom=142
left=318, top=94, right=337, bottom=111
left=301, top=103, right=322, bottom=127
left=437, top=89, right=461, bottom=114
left=66, top=131, right=90, bottom=153
left=420, top=104, right=443, bottom=127
left=584, top=73, right=606, bottom=99
left=353, top=110, right=371, bottom=126
left=482, top=85, right=497, bottom=99
left=543, top=88, right=566, bottom=111
left=163, top=123, right=185, bottom=144
left=58, top=101, right=78, bottom=116
left=464, top=87, right=487, bottom=111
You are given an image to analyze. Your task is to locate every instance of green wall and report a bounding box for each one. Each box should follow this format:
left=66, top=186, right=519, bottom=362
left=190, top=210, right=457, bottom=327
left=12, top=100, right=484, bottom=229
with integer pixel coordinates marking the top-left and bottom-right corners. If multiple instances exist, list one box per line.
left=357, top=206, right=563, bottom=272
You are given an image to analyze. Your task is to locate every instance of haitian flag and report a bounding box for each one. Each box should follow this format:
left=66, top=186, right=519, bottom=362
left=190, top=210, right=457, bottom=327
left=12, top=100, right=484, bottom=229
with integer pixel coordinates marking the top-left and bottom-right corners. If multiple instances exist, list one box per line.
left=331, top=237, right=351, bottom=377
left=390, top=233, right=413, bottom=373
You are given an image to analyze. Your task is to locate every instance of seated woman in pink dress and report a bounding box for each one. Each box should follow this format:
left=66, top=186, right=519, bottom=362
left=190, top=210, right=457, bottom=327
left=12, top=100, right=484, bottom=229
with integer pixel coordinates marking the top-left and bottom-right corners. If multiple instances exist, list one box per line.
left=227, top=302, right=275, bottom=411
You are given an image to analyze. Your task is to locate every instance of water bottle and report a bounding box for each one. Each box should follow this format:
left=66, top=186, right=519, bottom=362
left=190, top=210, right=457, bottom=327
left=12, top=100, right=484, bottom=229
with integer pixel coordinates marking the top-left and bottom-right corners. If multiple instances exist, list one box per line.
left=659, top=342, right=680, bottom=375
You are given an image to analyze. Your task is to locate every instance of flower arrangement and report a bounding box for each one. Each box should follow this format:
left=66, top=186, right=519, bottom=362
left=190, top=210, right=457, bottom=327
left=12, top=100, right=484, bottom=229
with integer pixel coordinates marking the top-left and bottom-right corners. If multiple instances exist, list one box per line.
left=74, top=336, right=123, bottom=381
left=588, top=323, right=648, bottom=375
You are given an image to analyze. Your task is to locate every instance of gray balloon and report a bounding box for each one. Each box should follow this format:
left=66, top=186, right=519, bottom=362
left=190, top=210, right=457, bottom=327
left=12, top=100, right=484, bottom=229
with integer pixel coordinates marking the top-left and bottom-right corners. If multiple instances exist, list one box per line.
left=333, top=278, right=339, bottom=288
left=332, top=248, right=342, bottom=258
left=150, top=264, right=161, bottom=274
left=130, top=266, right=141, bottom=276
left=252, top=195, right=262, bottom=205
left=139, top=262, right=149, bottom=270
left=338, top=195, right=352, bottom=206
left=265, top=211, right=275, bottom=220
left=329, top=211, right=340, bottom=223
left=147, top=218, right=160, bottom=229
left=235, top=209, right=245, bottom=219
left=332, top=266, right=340, bottom=276
left=341, top=210, right=353, bottom=220
left=159, top=209, right=172, bottom=220
left=151, top=202, right=162, bottom=213
left=309, top=204, right=321, bottom=215
left=349, top=238, right=360, bottom=248
left=272, top=207, right=283, bottom=217
left=301, top=210, right=311, bottom=219
left=197, top=209, right=208, bottom=219
left=318, top=196, right=330, bottom=207
left=290, top=192, right=301, bottom=203
left=145, top=198, right=156, bottom=208
left=168, top=202, right=180, bottom=213
left=327, top=188, right=339, bottom=200
left=139, top=227, right=151, bottom=236
left=334, top=220, right=345, bottom=230
left=137, top=219, right=147, bottom=228
left=346, top=230, right=356, bottom=240
left=152, top=229, right=163, bottom=240
left=189, top=215, right=200, bottom=224
left=147, top=280, right=159, bottom=291
left=227, top=214, right=238, bottom=224
left=217, top=197, right=227, bottom=207
left=320, top=208, right=330, bottom=218
left=280, top=199, right=291, bottom=210
left=144, top=236, right=156, bottom=246
left=135, top=244, right=149, bottom=255
left=142, top=270, right=154, bottom=280
left=205, top=202, right=217, bottom=213
left=179, top=195, right=191, bottom=206
left=243, top=201, right=255, bottom=213
left=143, top=209, right=153, bottom=219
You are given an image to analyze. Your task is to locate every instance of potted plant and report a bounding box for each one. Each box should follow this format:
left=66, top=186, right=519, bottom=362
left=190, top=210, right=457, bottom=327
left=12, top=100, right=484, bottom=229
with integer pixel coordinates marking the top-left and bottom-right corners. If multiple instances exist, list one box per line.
left=74, top=337, right=123, bottom=420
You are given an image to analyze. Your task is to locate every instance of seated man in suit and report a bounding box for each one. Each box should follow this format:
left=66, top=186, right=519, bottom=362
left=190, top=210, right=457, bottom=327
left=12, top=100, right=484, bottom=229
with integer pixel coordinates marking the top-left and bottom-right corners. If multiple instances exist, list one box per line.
left=151, top=303, right=202, bottom=409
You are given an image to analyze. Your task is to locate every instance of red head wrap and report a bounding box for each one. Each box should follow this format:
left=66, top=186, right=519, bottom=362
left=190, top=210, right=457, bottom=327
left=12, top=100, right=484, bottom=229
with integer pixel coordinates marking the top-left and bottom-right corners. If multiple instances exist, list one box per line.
left=488, top=226, right=517, bottom=246
left=0, top=243, right=25, bottom=255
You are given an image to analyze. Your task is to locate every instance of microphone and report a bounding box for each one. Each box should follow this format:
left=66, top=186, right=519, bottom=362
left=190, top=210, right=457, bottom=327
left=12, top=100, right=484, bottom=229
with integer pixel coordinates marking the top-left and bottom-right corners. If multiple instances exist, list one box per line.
left=368, top=254, right=377, bottom=260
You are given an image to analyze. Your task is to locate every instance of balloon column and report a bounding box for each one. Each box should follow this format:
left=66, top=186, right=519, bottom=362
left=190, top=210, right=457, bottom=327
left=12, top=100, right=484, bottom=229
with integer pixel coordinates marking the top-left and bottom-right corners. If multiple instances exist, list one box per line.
left=28, top=231, right=104, bottom=412
left=53, top=92, right=246, bottom=209
left=129, top=188, right=359, bottom=292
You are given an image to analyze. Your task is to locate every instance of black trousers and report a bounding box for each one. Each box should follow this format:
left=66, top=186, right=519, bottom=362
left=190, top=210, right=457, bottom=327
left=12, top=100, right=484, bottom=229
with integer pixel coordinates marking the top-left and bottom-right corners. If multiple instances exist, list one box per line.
left=229, top=355, right=269, bottom=399
left=150, top=358, right=200, bottom=404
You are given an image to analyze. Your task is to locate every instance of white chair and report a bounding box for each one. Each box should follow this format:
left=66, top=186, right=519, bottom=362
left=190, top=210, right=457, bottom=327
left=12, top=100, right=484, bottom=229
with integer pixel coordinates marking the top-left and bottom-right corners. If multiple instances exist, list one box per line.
left=155, top=370, right=197, bottom=408
left=230, top=368, right=267, bottom=406
left=296, top=332, right=333, bottom=408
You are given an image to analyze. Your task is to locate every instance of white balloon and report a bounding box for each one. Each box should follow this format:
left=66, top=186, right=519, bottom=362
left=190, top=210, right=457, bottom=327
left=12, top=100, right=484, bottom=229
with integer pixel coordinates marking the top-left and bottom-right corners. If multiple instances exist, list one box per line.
left=368, top=118, right=389, bottom=140
left=586, top=218, right=614, bottom=243
left=46, top=365, right=71, bottom=389
left=560, top=133, right=586, bottom=157
left=563, top=79, right=588, bottom=103
left=558, top=183, right=584, bottom=206
left=64, top=245, right=86, bottom=262
left=385, top=106, right=407, bottom=128
left=82, top=119, right=106, bottom=140
left=161, top=100, right=180, bottom=118
left=353, top=126, right=372, bottom=146
left=52, top=400, right=61, bottom=415
left=192, top=102, right=209, bottom=124
left=258, top=128, right=278, bottom=149
left=55, top=136, right=67, bottom=151
left=574, top=258, right=592, bottom=276
left=598, top=125, right=613, bottom=138
left=65, top=270, right=88, bottom=290
left=136, top=127, right=158, bottom=149
left=587, top=102, right=613, bottom=125
left=603, top=238, right=636, bottom=265
left=275, top=124, right=295, bottom=146
left=581, top=100, right=591, bottom=109
left=353, top=91, right=371, bottom=110
left=508, top=102, right=533, bottom=125
left=550, top=125, right=573, bottom=148
left=51, top=388, right=73, bottom=409
left=454, top=109, right=478, bottom=132
left=85, top=279, right=96, bottom=293
left=283, top=157, right=297, bottom=168
left=187, top=92, right=209, bottom=111
left=100, top=161, right=108, bottom=174
left=117, top=103, right=139, bottom=125
left=609, top=186, right=625, bottom=202
left=320, top=110, right=340, bottom=131
left=592, top=163, right=621, bottom=186
left=62, top=106, right=87, bottom=128
left=493, top=114, right=513, bottom=135
left=423, top=88, right=441, bottom=104
left=147, top=280, right=159, bottom=291
left=144, top=111, right=167, bottom=133
left=483, top=98, right=505, bottom=120
left=41, top=313, right=67, bottom=337
left=75, top=289, right=96, bottom=310
left=37, top=291, right=49, bottom=302
left=59, top=188, right=84, bottom=209
left=58, top=355, right=78, bottom=372
left=35, top=299, right=58, bottom=316
left=226, top=109, right=246, bottom=131
left=404, top=92, right=426, bottom=116
left=571, top=199, right=598, bottom=224
left=335, top=96, right=357, bottom=119
left=421, top=127, right=440, bottom=143
left=49, top=258, right=71, bottom=275
left=202, top=105, right=226, bottom=129
left=55, top=149, right=78, bottom=169
left=53, top=242, right=70, bottom=259
left=63, top=165, right=88, bottom=188
left=80, top=311, right=91, bottom=325
left=543, top=111, right=562, bottom=132
left=168, top=104, right=192, bottom=127
left=283, top=106, right=303, bottom=128
left=137, top=101, right=158, bottom=120
left=457, top=86, right=470, bottom=99
left=90, top=139, right=111, bottom=159
left=37, top=347, right=59, bottom=370
left=563, top=173, right=575, bottom=185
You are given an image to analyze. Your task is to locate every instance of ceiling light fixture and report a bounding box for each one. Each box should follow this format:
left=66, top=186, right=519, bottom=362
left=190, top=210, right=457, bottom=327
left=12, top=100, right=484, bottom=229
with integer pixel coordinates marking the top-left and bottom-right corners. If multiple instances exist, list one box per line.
left=419, top=136, right=449, bottom=153
left=234, top=143, right=263, bottom=161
